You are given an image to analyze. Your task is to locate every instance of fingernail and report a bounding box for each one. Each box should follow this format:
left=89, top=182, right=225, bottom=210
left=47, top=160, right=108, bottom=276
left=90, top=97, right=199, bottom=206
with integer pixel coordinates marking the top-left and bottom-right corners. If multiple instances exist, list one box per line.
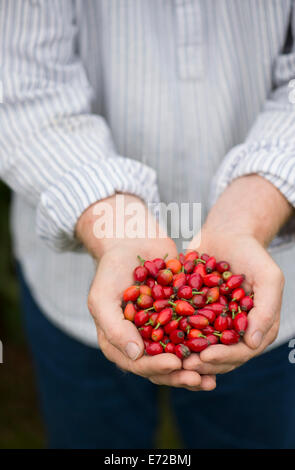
left=251, top=330, right=263, bottom=348
left=125, top=342, right=140, bottom=360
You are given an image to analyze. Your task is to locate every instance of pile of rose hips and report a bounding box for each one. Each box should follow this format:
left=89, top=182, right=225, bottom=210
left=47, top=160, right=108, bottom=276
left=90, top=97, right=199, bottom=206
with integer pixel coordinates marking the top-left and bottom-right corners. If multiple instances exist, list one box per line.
left=122, top=252, right=254, bottom=359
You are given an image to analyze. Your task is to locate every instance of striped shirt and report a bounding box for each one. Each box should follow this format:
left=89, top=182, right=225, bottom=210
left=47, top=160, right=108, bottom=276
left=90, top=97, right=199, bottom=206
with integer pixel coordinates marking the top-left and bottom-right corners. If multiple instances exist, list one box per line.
left=1, top=0, right=295, bottom=348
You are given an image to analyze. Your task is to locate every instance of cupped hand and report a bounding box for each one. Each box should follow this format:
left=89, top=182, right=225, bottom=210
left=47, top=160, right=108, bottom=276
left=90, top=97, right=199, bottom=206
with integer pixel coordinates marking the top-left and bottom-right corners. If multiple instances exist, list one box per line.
left=88, top=237, right=216, bottom=391
left=77, top=194, right=216, bottom=391
left=183, top=231, right=284, bottom=375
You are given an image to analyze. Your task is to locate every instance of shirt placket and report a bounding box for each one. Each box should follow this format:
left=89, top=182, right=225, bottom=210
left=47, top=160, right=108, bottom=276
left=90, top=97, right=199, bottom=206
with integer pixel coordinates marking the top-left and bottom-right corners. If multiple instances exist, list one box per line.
left=174, top=0, right=204, bottom=80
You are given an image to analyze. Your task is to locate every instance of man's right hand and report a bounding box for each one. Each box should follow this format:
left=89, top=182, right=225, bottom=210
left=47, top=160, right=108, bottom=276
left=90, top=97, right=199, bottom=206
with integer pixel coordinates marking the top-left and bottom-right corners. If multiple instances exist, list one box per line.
left=76, top=194, right=216, bottom=391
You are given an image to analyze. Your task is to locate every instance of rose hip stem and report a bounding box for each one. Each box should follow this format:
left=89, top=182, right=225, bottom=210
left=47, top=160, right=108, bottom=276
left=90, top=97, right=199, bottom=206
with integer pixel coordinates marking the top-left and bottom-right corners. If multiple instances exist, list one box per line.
left=137, top=255, right=145, bottom=265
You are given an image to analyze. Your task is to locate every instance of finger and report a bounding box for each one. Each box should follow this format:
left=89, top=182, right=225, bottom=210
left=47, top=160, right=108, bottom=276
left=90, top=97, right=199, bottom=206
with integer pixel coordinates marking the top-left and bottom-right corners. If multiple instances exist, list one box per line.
left=243, top=270, right=283, bottom=349
left=200, top=374, right=217, bottom=391
left=150, top=371, right=216, bottom=391
left=98, top=330, right=182, bottom=377
left=149, top=370, right=202, bottom=389
left=200, top=342, right=252, bottom=365
left=182, top=353, right=235, bottom=375
left=89, top=277, right=144, bottom=361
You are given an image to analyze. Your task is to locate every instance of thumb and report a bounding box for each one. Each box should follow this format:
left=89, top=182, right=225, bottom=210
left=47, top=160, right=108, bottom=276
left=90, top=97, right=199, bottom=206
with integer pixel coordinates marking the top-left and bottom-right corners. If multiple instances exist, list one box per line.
left=243, top=280, right=280, bottom=350
left=88, top=290, right=144, bottom=361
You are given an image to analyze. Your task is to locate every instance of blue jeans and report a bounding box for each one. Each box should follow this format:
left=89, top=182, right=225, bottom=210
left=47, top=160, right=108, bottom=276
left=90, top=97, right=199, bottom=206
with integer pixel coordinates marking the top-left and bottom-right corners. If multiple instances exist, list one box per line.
left=18, top=266, right=295, bottom=449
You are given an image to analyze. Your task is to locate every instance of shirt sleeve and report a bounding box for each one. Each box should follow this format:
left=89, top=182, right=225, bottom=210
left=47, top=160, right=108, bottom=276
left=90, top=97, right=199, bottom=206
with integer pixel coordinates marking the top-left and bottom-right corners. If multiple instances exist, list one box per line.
left=210, top=4, right=295, bottom=236
left=0, top=0, right=159, bottom=251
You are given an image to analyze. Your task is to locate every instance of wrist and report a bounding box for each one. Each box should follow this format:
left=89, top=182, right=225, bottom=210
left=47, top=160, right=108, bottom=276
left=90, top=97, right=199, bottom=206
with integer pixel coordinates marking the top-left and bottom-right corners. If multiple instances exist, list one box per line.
left=75, top=193, right=165, bottom=259
left=204, top=175, right=293, bottom=247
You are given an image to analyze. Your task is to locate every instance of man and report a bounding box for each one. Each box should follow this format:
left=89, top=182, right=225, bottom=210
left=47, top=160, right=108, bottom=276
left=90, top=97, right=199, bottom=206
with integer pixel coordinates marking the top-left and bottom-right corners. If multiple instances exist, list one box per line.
left=1, top=0, right=295, bottom=448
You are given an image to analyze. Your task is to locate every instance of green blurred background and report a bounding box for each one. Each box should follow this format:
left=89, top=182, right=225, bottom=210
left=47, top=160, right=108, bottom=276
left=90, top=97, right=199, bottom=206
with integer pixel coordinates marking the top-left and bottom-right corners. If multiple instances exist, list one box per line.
left=0, top=183, right=44, bottom=448
left=0, top=182, right=180, bottom=449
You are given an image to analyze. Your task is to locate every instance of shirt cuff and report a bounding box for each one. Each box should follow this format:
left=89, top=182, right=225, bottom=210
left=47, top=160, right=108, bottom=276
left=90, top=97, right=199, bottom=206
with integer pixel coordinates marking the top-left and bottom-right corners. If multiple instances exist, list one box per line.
left=36, top=156, right=160, bottom=251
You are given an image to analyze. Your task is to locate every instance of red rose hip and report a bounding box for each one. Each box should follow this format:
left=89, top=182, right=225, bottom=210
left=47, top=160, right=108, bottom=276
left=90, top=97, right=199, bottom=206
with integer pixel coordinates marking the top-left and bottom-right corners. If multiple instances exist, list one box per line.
left=164, top=319, right=181, bottom=335
left=216, top=261, right=230, bottom=273
left=170, top=329, right=185, bottom=344
left=179, top=317, right=190, bottom=333
left=153, top=258, right=166, bottom=271
left=188, top=314, right=209, bottom=330
left=185, top=337, right=210, bottom=352
left=157, top=269, right=173, bottom=286
left=188, top=273, right=203, bottom=290
left=239, top=296, right=254, bottom=311
left=203, top=273, right=223, bottom=287
left=197, top=308, right=216, bottom=324
left=166, top=258, right=182, bottom=274
left=153, top=299, right=170, bottom=312
left=185, top=251, right=199, bottom=262
left=205, top=256, right=216, bottom=273
left=146, top=277, right=156, bottom=288
left=137, top=294, right=153, bottom=309
left=226, top=274, right=245, bottom=290
left=231, top=287, right=245, bottom=302
left=124, top=302, right=137, bottom=322
left=172, top=300, right=195, bottom=316
left=163, top=286, right=174, bottom=298
left=155, top=307, right=173, bottom=328
left=175, top=344, right=191, bottom=359
left=145, top=342, right=163, bottom=355
left=192, top=294, right=206, bottom=308
left=133, top=265, right=148, bottom=283
left=233, top=312, right=248, bottom=336
left=139, top=325, right=153, bottom=340
left=187, top=328, right=204, bottom=339
left=134, top=310, right=149, bottom=327
left=214, top=313, right=230, bottom=332
left=123, top=285, right=140, bottom=302
left=151, top=284, right=165, bottom=300
left=139, top=285, right=152, bottom=296
left=206, top=286, right=220, bottom=304
left=173, top=272, right=187, bottom=289
left=151, top=327, right=164, bottom=342
left=217, top=329, right=240, bottom=345
left=164, top=342, right=175, bottom=354
left=177, top=285, right=193, bottom=299
left=207, top=334, right=219, bottom=345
